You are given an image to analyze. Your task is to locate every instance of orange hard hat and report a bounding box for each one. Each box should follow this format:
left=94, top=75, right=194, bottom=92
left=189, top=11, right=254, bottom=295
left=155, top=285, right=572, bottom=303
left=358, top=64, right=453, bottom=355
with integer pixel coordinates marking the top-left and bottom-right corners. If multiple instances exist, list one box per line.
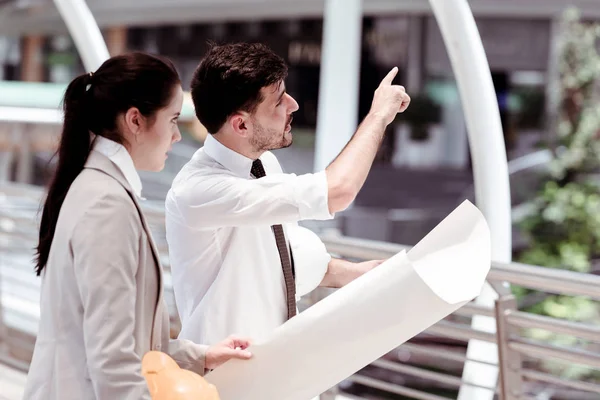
left=142, top=351, right=220, bottom=400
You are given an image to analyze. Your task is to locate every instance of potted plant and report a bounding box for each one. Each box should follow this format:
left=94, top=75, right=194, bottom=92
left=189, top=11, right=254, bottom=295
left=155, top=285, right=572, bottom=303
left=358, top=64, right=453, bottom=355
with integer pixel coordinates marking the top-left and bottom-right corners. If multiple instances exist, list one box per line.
left=402, top=94, right=442, bottom=141
left=391, top=93, right=443, bottom=168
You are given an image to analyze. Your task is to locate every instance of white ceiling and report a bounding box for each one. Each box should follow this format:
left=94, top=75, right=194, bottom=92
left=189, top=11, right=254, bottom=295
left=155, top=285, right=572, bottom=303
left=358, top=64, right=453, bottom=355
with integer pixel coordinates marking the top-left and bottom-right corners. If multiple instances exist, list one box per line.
left=1, top=0, right=599, bottom=36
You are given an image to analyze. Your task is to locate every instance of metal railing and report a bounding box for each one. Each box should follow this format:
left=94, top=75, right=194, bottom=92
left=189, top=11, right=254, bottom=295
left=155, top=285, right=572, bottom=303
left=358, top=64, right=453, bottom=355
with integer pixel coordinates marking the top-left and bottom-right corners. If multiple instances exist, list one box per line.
left=320, top=234, right=600, bottom=399
left=1, top=182, right=600, bottom=399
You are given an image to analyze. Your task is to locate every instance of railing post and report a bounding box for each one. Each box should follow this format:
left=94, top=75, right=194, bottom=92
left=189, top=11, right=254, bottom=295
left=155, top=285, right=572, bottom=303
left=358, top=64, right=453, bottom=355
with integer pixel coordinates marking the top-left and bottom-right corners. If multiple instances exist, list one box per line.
left=15, top=125, right=33, bottom=184
left=0, top=240, right=8, bottom=357
left=0, top=124, right=18, bottom=183
left=495, top=295, right=523, bottom=400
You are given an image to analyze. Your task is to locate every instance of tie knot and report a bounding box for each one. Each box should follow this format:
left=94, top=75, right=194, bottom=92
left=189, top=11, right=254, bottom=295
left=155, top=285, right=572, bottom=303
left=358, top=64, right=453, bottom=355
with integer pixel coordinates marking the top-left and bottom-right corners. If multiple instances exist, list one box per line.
left=251, top=159, right=266, bottom=178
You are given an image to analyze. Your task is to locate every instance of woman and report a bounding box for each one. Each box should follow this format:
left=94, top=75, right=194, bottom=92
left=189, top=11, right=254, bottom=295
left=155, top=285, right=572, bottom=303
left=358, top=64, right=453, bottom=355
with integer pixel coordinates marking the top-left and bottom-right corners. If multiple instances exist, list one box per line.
left=23, top=52, right=251, bottom=400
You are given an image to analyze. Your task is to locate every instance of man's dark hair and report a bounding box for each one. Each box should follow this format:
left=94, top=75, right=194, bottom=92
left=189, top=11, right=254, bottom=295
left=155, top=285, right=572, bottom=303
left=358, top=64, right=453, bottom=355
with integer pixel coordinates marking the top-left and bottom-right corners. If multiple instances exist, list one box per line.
left=191, top=42, right=288, bottom=134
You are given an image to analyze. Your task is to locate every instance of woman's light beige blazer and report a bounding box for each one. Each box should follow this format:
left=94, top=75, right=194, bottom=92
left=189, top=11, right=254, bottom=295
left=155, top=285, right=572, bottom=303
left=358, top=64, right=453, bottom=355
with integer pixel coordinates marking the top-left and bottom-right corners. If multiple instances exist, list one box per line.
left=23, top=150, right=207, bottom=400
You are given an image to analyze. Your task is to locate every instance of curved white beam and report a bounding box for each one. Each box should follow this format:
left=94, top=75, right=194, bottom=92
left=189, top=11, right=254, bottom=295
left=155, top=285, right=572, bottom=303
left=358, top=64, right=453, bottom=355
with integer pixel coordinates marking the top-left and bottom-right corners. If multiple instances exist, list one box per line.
left=53, top=0, right=110, bottom=71
left=428, top=1, right=512, bottom=399
left=314, top=0, right=363, bottom=171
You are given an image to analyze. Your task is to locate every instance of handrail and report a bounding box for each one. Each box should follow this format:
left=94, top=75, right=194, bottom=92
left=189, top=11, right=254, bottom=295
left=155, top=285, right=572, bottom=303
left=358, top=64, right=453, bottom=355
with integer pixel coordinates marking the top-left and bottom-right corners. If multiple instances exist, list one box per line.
left=371, top=358, right=497, bottom=392
left=348, top=374, right=450, bottom=400
left=520, top=369, right=600, bottom=394
left=397, top=343, right=498, bottom=367
left=2, top=185, right=600, bottom=399
left=509, top=338, right=600, bottom=369
left=426, top=320, right=497, bottom=343
left=320, top=234, right=600, bottom=300
left=321, top=233, right=600, bottom=399
left=455, top=303, right=495, bottom=318
left=506, top=310, right=600, bottom=342
left=488, top=261, right=600, bottom=300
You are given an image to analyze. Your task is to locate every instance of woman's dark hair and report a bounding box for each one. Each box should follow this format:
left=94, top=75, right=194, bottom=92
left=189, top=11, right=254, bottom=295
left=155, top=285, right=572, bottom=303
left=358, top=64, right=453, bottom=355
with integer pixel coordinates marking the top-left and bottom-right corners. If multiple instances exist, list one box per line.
left=191, top=42, right=288, bottom=134
left=34, top=51, right=180, bottom=276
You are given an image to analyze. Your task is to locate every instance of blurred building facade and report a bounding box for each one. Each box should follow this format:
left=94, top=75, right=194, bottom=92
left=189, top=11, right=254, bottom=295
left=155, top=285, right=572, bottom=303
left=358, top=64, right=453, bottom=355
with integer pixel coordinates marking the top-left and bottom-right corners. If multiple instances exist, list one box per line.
left=0, top=0, right=594, bottom=244
left=0, top=0, right=584, bottom=165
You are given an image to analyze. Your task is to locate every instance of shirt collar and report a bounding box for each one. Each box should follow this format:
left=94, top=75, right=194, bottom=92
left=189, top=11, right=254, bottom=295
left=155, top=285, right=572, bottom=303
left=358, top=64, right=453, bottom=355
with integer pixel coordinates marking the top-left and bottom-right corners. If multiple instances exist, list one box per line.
left=92, top=135, right=143, bottom=198
left=202, top=133, right=255, bottom=178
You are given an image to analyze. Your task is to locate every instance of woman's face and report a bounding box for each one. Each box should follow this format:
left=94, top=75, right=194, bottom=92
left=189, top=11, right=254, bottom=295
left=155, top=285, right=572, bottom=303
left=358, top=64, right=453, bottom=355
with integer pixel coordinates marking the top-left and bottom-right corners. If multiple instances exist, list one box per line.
left=133, top=85, right=183, bottom=172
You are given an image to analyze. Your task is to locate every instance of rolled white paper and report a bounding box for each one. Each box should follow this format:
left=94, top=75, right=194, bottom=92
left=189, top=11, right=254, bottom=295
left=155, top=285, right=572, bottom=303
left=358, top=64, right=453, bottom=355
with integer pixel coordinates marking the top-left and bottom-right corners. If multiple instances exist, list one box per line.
left=206, top=200, right=491, bottom=400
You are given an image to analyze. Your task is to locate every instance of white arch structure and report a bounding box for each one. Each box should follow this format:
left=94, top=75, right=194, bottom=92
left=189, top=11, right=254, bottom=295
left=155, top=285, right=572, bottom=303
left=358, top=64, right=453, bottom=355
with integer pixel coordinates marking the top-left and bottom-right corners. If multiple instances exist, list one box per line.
left=316, top=1, right=511, bottom=398
left=428, top=2, right=510, bottom=398
left=53, top=0, right=109, bottom=71
left=54, top=0, right=511, bottom=398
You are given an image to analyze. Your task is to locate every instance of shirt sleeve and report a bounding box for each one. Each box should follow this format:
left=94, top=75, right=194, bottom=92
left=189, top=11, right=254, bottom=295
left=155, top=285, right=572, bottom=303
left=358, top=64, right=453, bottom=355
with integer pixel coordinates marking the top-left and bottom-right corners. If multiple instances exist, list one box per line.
left=167, top=337, right=209, bottom=375
left=169, top=170, right=334, bottom=230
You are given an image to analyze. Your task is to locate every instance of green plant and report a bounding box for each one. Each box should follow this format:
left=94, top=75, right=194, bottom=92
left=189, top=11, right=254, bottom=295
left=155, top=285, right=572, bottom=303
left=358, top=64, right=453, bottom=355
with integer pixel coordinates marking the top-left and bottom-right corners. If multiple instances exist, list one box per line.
left=514, top=7, right=600, bottom=383
left=397, top=94, right=442, bottom=141
left=512, top=88, right=546, bottom=130
left=519, top=182, right=600, bottom=273
left=549, top=9, right=600, bottom=180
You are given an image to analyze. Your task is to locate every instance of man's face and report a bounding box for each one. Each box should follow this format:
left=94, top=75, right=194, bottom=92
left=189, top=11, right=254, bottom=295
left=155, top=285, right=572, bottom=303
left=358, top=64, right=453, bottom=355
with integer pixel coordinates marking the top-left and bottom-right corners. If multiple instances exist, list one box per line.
left=248, top=81, right=299, bottom=153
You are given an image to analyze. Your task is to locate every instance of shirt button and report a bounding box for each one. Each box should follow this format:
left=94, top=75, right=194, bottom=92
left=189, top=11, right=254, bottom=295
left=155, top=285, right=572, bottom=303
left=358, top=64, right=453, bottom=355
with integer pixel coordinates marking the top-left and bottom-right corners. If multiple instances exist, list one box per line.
left=154, top=344, right=161, bottom=351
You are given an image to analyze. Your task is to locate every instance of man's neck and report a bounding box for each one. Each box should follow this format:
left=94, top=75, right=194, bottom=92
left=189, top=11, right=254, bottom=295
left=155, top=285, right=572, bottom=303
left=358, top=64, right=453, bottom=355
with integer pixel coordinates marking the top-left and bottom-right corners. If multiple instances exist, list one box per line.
left=211, top=132, right=262, bottom=160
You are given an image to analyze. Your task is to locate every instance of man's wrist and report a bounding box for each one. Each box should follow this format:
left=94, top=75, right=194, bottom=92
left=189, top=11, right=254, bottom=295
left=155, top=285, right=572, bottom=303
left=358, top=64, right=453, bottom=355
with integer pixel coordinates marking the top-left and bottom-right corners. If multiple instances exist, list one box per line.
left=321, top=258, right=359, bottom=288
left=363, top=112, right=388, bottom=133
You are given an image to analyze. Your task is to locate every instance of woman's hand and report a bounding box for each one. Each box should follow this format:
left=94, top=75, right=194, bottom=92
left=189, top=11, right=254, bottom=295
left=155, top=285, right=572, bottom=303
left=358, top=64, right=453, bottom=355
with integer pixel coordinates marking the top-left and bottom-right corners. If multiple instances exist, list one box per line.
left=205, top=335, right=253, bottom=370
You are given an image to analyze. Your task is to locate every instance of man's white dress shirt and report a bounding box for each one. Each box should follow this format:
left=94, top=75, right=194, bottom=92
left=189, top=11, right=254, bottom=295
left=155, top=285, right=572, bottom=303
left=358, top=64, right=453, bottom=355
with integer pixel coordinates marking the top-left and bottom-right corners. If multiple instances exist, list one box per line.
left=165, top=134, right=333, bottom=345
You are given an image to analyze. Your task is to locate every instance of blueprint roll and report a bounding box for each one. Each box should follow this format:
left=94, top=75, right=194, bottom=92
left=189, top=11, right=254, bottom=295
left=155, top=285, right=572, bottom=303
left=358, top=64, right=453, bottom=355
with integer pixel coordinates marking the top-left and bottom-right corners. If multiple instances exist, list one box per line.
left=206, top=200, right=491, bottom=400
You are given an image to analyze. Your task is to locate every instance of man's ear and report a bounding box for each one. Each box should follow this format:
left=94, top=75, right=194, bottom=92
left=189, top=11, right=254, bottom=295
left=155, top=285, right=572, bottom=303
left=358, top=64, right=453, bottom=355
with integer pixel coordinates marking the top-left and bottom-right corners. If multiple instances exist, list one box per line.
left=230, top=112, right=250, bottom=138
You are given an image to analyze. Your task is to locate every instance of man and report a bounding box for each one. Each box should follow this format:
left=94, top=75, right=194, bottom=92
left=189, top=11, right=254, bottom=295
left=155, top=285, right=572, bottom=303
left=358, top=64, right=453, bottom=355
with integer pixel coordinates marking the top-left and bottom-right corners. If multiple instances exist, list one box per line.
left=165, top=43, right=410, bottom=346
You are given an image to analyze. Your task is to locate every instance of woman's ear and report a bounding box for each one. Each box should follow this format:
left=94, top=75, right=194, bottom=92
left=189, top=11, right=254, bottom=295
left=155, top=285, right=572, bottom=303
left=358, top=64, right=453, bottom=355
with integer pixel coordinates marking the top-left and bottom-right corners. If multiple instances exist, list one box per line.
left=124, top=107, right=143, bottom=135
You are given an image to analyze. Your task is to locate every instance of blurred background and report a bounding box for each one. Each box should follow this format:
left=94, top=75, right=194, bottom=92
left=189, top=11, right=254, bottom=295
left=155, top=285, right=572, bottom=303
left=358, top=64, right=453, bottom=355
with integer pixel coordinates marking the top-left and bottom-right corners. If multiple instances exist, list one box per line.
left=1, top=1, right=600, bottom=399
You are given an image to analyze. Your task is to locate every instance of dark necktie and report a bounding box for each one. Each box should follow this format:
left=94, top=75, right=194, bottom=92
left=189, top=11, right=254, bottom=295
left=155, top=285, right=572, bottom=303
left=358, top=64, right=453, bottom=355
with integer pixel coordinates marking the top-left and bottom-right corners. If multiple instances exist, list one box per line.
left=251, top=159, right=297, bottom=319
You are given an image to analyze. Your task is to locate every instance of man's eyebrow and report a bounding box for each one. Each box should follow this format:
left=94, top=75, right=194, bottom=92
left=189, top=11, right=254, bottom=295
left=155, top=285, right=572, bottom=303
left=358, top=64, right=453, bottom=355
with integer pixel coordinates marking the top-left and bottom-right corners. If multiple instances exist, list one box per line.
left=276, top=85, right=286, bottom=103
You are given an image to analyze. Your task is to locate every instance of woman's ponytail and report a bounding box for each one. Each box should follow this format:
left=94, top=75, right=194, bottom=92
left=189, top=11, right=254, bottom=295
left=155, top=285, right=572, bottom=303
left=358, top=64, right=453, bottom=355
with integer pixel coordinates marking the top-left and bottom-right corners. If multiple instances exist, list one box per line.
left=34, top=52, right=180, bottom=276
left=35, top=73, right=93, bottom=275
